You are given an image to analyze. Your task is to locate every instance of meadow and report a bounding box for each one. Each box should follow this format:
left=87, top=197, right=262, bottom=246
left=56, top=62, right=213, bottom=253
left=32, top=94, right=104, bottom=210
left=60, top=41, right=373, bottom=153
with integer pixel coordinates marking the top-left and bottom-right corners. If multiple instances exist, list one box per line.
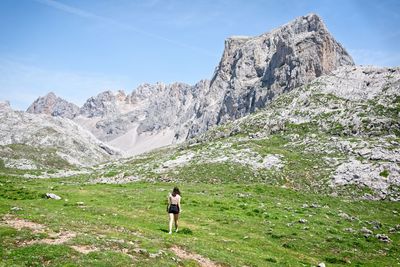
left=1, top=174, right=399, bottom=266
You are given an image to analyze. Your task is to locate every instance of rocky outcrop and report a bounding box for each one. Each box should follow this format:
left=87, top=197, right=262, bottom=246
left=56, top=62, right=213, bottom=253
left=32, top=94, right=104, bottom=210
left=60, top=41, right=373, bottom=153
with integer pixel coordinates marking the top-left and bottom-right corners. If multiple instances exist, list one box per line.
left=80, top=90, right=130, bottom=118
left=27, top=92, right=79, bottom=119
left=188, top=65, right=400, bottom=200
left=26, top=14, right=353, bottom=156
left=185, top=13, right=354, bottom=138
left=0, top=105, right=120, bottom=167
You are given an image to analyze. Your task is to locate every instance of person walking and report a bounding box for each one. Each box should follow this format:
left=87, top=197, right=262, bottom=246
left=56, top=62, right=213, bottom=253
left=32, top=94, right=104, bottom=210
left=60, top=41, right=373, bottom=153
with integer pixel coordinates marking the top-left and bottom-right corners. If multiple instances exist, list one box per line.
left=167, top=187, right=181, bottom=234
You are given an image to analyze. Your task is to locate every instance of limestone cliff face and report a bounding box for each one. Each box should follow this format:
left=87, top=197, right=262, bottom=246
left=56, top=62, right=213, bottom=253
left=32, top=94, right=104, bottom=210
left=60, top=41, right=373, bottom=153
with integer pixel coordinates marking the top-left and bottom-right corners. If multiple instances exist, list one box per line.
left=79, top=90, right=129, bottom=118
left=25, top=14, right=354, bottom=156
left=27, top=92, right=80, bottom=119
left=185, top=13, right=354, bottom=138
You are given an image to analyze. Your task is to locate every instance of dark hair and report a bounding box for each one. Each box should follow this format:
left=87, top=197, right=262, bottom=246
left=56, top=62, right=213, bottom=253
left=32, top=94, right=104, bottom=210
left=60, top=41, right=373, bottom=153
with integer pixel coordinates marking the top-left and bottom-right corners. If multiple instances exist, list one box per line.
left=172, top=187, right=181, bottom=197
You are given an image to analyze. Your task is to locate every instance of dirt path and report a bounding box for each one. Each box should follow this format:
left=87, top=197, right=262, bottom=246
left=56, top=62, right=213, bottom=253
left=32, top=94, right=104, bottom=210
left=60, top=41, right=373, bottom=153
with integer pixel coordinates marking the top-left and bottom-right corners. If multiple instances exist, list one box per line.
left=0, top=214, right=127, bottom=258
left=2, top=214, right=46, bottom=233
left=170, top=246, right=222, bottom=267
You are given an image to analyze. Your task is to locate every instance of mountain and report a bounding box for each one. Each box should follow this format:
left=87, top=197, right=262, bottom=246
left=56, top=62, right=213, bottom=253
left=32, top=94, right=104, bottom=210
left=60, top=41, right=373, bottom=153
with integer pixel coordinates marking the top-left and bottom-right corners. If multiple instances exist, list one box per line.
left=27, top=92, right=79, bottom=119
left=185, top=13, right=354, bottom=138
left=0, top=101, right=120, bottom=169
left=98, top=65, right=399, bottom=201
left=4, top=14, right=400, bottom=199
left=26, top=14, right=353, bottom=157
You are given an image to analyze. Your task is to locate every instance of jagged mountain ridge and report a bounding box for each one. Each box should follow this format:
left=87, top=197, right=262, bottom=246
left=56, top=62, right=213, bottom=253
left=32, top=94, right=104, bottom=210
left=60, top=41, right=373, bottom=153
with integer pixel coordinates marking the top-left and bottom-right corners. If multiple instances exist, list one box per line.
left=27, top=13, right=353, bottom=156
left=0, top=101, right=120, bottom=168
left=185, top=13, right=354, bottom=138
left=96, top=66, right=399, bottom=201
left=27, top=92, right=80, bottom=119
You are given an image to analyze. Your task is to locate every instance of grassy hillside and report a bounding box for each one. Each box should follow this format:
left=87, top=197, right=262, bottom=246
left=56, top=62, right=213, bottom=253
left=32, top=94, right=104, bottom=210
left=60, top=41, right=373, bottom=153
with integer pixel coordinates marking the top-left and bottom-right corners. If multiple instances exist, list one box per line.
left=1, top=67, right=399, bottom=266
left=1, top=175, right=399, bottom=266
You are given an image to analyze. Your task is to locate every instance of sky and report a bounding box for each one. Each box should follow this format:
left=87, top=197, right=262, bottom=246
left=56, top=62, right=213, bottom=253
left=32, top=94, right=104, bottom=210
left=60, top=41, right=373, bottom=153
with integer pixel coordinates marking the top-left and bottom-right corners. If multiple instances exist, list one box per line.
left=0, top=0, right=399, bottom=110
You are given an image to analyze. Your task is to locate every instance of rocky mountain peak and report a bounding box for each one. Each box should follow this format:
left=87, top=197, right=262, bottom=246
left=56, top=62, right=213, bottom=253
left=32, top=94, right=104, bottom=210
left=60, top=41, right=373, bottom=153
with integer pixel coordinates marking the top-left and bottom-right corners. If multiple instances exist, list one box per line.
left=115, top=90, right=127, bottom=102
left=27, top=92, right=79, bottom=119
left=79, top=90, right=120, bottom=118
left=23, top=14, right=358, bottom=156
left=0, top=100, right=11, bottom=112
left=284, top=13, right=326, bottom=33
left=186, top=13, right=354, bottom=138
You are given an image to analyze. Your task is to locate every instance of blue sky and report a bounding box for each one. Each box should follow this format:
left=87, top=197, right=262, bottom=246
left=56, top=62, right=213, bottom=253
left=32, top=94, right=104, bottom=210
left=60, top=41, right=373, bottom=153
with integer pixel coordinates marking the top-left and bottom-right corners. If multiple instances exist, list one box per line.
left=1, top=0, right=399, bottom=110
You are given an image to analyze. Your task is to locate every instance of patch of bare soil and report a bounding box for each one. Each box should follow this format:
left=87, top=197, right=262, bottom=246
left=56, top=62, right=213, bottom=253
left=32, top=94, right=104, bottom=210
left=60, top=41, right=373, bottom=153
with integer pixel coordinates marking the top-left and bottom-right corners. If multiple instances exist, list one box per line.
left=70, top=245, right=99, bottom=254
left=27, top=231, right=77, bottom=245
left=170, top=246, right=222, bottom=267
left=1, top=214, right=136, bottom=260
left=2, top=214, right=46, bottom=233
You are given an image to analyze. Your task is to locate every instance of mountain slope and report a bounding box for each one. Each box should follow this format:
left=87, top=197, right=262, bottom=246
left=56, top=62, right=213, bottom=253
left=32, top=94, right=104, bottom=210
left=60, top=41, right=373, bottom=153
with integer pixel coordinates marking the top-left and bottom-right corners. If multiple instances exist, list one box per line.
left=27, top=92, right=79, bottom=119
left=27, top=13, right=353, bottom=156
left=185, top=13, right=354, bottom=138
left=95, top=66, right=400, bottom=201
left=0, top=101, right=120, bottom=169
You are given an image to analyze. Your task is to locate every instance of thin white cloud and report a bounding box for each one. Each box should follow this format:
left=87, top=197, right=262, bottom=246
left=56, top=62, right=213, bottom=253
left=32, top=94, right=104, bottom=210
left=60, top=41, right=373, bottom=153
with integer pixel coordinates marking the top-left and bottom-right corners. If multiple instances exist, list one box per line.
left=0, top=58, right=129, bottom=110
left=34, top=0, right=219, bottom=58
left=35, top=0, right=99, bottom=19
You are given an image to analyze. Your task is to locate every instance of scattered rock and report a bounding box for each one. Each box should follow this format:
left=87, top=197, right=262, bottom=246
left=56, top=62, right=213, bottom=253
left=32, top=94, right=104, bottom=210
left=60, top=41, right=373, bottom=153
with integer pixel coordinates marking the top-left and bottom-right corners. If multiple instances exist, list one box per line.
left=237, top=193, right=252, bottom=198
left=299, top=219, right=308, bottom=224
left=45, top=193, right=62, bottom=200
left=318, top=263, right=326, bottom=267
left=376, top=234, right=391, bottom=243
left=360, top=227, right=373, bottom=236
left=149, top=250, right=165, bottom=258
left=367, top=220, right=382, bottom=230
left=338, top=212, right=356, bottom=221
left=133, top=248, right=148, bottom=255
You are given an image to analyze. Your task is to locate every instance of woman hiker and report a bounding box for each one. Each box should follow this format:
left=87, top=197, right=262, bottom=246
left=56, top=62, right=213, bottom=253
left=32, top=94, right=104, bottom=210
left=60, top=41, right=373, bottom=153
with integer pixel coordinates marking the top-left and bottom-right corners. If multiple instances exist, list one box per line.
left=167, top=187, right=181, bottom=234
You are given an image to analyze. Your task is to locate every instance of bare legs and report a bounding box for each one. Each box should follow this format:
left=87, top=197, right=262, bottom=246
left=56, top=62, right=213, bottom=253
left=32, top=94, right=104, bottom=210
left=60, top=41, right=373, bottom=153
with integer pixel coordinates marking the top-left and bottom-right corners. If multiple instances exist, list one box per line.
left=168, top=213, right=174, bottom=234
left=174, top=214, right=179, bottom=232
left=168, top=213, right=179, bottom=234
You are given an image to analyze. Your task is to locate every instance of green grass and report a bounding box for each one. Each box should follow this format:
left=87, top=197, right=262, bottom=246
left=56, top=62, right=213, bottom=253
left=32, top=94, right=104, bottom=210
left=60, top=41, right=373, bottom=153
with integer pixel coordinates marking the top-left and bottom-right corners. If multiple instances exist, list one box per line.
left=0, top=144, right=72, bottom=170
left=380, top=169, right=390, bottom=178
left=1, top=175, right=399, bottom=266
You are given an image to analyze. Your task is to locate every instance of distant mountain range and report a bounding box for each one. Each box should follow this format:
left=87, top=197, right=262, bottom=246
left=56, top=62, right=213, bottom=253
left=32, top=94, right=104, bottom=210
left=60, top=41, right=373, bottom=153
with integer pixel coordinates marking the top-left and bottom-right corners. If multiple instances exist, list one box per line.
left=23, top=13, right=354, bottom=158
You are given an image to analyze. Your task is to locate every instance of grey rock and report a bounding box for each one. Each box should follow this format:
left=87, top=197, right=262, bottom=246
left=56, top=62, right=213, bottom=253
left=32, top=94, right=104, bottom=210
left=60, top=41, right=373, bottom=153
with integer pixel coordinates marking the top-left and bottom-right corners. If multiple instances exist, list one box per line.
left=331, top=159, right=400, bottom=199
left=0, top=100, right=12, bottom=111
left=338, top=212, right=357, bottom=221
left=46, top=193, right=61, bottom=200
left=317, top=263, right=326, bottom=267
left=80, top=90, right=128, bottom=118
left=0, top=106, right=120, bottom=167
left=26, top=13, right=354, bottom=157
left=376, top=234, right=391, bottom=243
left=185, top=13, right=353, bottom=138
left=27, top=92, right=79, bottom=119
left=360, top=227, right=373, bottom=235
